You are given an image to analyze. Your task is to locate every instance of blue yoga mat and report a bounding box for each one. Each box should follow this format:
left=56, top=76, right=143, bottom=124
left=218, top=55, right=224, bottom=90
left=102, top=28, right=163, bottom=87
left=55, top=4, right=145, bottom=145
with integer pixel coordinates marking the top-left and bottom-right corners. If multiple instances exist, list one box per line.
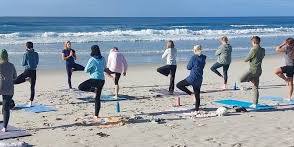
left=15, top=104, right=56, bottom=113
left=214, top=99, right=274, bottom=110
left=260, top=96, right=284, bottom=101
left=101, top=95, right=127, bottom=101
left=260, top=96, right=294, bottom=105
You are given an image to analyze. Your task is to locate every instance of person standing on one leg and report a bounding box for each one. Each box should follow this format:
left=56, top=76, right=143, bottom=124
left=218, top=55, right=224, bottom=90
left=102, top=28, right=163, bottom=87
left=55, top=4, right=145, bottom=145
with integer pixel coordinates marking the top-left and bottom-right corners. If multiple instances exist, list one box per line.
left=210, top=36, right=232, bottom=90
left=157, top=40, right=177, bottom=95
left=78, top=45, right=111, bottom=120
left=239, top=36, right=265, bottom=108
left=0, top=49, right=17, bottom=132
left=106, top=47, right=128, bottom=98
left=14, top=42, right=39, bottom=107
left=176, top=45, right=206, bottom=111
left=274, top=38, right=294, bottom=101
left=62, top=41, right=85, bottom=89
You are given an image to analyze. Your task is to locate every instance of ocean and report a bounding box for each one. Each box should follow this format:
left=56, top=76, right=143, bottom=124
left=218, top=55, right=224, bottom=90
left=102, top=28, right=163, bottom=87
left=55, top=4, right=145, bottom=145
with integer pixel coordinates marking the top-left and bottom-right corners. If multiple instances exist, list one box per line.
left=1, top=17, right=294, bottom=69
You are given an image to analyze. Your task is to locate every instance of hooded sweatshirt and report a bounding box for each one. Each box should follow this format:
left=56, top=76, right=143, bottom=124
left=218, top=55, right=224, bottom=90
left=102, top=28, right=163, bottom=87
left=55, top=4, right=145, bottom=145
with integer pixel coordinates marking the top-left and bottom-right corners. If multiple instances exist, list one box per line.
left=0, top=50, right=17, bottom=95
left=107, top=50, right=128, bottom=73
left=22, top=49, right=39, bottom=70
left=84, top=56, right=106, bottom=80
left=185, top=54, right=206, bottom=88
left=215, top=44, right=232, bottom=65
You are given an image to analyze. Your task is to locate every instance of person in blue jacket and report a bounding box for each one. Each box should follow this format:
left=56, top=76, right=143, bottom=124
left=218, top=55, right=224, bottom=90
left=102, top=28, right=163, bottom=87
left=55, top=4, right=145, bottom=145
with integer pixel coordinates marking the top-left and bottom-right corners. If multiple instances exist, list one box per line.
left=78, top=45, right=111, bottom=120
left=14, top=42, right=39, bottom=107
left=176, top=45, right=206, bottom=111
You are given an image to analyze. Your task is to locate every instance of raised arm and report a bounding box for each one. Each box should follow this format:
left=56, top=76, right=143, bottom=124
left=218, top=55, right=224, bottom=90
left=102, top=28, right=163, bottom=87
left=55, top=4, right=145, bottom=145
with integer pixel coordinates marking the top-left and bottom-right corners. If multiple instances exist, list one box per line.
left=187, top=56, right=194, bottom=70
left=215, top=46, right=223, bottom=56
left=22, top=53, right=27, bottom=66
left=276, top=41, right=287, bottom=53
left=244, top=48, right=256, bottom=62
left=162, top=49, right=169, bottom=59
left=84, top=58, right=93, bottom=73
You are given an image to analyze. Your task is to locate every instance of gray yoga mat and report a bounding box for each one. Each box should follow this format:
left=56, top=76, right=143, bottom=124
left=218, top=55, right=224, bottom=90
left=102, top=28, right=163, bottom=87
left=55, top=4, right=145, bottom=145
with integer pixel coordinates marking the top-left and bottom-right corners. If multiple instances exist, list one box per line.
left=0, top=123, right=31, bottom=140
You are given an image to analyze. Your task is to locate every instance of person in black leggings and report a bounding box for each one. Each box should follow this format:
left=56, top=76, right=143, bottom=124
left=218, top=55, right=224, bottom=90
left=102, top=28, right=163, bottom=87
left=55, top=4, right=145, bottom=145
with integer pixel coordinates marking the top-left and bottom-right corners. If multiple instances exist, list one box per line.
left=210, top=36, right=232, bottom=89
left=0, top=49, right=17, bottom=132
left=157, top=40, right=177, bottom=94
left=62, top=41, right=84, bottom=89
left=176, top=45, right=206, bottom=111
left=14, top=42, right=39, bottom=107
left=78, top=45, right=110, bottom=119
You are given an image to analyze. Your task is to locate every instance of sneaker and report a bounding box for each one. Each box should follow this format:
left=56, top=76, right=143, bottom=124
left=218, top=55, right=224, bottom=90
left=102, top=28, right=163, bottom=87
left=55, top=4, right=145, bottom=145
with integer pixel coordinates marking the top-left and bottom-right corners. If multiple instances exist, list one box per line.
left=249, top=104, right=257, bottom=109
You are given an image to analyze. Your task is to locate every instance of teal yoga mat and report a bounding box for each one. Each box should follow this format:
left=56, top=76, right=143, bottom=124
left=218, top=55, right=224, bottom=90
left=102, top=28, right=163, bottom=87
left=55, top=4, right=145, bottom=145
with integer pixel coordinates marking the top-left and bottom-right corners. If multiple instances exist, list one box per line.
left=15, top=104, right=56, bottom=113
left=214, top=99, right=274, bottom=110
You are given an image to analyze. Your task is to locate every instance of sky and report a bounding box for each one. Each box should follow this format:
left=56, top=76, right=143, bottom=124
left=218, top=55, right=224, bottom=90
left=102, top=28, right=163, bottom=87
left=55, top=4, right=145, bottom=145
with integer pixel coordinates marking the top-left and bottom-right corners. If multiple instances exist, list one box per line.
left=0, top=0, right=293, bottom=17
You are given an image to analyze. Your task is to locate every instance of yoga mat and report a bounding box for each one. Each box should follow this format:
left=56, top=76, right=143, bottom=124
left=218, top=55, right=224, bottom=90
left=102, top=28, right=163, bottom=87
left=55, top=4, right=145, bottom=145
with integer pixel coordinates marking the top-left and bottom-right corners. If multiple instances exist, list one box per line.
left=214, top=99, right=274, bottom=110
left=0, top=123, right=31, bottom=140
left=15, top=104, right=56, bottom=113
left=260, top=96, right=284, bottom=101
left=101, top=95, right=127, bottom=101
left=260, top=96, right=294, bottom=105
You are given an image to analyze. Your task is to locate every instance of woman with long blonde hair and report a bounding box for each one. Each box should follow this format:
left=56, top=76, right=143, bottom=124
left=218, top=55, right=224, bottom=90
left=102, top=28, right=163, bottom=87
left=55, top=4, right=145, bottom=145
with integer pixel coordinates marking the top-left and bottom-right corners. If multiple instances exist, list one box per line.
left=62, top=41, right=85, bottom=89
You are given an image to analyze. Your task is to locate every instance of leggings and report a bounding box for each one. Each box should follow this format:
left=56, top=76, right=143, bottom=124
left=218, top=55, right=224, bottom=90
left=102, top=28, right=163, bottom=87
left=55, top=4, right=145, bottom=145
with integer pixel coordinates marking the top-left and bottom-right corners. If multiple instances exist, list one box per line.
left=14, top=70, right=36, bottom=101
left=210, top=62, right=230, bottom=84
left=78, top=79, right=105, bottom=116
left=157, top=65, right=177, bottom=92
left=176, top=79, right=201, bottom=111
left=109, top=71, right=121, bottom=85
left=240, top=71, right=260, bottom=105
left=2, top=95, right=13, bottom=129
left=66, top=63, right=84, bottom=89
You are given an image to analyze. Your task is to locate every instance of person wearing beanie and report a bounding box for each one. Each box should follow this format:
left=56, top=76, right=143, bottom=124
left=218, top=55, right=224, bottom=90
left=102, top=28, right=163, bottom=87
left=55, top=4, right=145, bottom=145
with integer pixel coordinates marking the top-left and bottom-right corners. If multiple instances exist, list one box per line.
left=0, top=49, right=17, bottom=132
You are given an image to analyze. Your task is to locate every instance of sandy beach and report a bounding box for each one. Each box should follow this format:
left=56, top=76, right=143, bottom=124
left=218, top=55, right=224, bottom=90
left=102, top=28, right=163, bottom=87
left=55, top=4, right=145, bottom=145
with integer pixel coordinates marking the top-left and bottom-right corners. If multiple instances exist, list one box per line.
left=1, top=54, right=294, bottom=147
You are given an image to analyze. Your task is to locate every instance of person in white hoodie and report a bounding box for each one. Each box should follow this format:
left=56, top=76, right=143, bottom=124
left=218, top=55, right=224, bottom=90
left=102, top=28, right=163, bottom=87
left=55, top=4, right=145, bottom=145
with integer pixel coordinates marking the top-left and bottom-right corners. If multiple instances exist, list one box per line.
left=157, top=40, right=177, bottom=94
left=107, top=47, right=128, bottom=98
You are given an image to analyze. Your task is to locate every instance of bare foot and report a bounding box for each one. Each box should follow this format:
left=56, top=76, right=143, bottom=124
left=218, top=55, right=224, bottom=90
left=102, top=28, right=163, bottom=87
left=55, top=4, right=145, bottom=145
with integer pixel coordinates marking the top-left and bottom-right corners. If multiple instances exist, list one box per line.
left=1, top=128, right=7, bottom=132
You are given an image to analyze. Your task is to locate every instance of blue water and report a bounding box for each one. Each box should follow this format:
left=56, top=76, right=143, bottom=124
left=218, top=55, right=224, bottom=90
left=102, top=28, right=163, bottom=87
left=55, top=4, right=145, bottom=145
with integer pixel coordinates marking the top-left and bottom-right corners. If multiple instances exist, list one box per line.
left=0, top=17, right=294, bottom=69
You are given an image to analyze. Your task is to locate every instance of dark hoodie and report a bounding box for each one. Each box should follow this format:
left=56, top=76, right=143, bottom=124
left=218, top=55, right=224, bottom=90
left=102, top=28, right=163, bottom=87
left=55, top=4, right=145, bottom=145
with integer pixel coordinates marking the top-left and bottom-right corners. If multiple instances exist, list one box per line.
left=22, top=49, right=39, bottom=70
left=185, top=54, right=206, bottom=88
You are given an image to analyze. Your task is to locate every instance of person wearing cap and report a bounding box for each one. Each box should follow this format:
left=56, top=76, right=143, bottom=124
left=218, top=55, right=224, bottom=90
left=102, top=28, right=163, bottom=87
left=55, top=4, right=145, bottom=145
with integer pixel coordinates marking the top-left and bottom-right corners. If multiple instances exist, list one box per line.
left=14, top=42, right=39, bottom=107
left=210, top=36, right=232, bottom=90
left=239, top=36, right=265, bottom=108
left=106, top=47, right=128, bottom=98
left=176, top=45, right=206, bottom=111
left=0, top=49, right=17, bottom=132
left=78, top=45, right=111, bottom=120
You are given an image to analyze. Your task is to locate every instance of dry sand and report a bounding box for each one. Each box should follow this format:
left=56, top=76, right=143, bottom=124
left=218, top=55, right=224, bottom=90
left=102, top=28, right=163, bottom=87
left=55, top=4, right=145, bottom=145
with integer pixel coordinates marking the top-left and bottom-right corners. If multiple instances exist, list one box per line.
left=1, top=55, right=294, bottom=147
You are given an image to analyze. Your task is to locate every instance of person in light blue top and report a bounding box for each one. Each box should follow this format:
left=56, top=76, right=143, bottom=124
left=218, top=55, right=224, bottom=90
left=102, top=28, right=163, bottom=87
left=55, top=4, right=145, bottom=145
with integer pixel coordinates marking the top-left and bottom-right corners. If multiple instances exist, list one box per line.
left=78, top=45, right=111, bottom=120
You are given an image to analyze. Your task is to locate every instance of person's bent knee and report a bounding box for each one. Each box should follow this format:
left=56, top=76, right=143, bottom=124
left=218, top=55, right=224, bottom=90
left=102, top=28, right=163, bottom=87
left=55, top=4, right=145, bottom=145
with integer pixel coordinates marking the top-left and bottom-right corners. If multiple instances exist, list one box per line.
left=274, top=67, right=282, bottom=75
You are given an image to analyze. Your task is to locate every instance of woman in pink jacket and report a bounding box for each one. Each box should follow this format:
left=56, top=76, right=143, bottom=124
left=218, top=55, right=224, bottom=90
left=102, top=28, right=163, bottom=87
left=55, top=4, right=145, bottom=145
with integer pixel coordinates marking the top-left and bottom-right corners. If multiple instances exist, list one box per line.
left=107, top=47, right=128, bottom=98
